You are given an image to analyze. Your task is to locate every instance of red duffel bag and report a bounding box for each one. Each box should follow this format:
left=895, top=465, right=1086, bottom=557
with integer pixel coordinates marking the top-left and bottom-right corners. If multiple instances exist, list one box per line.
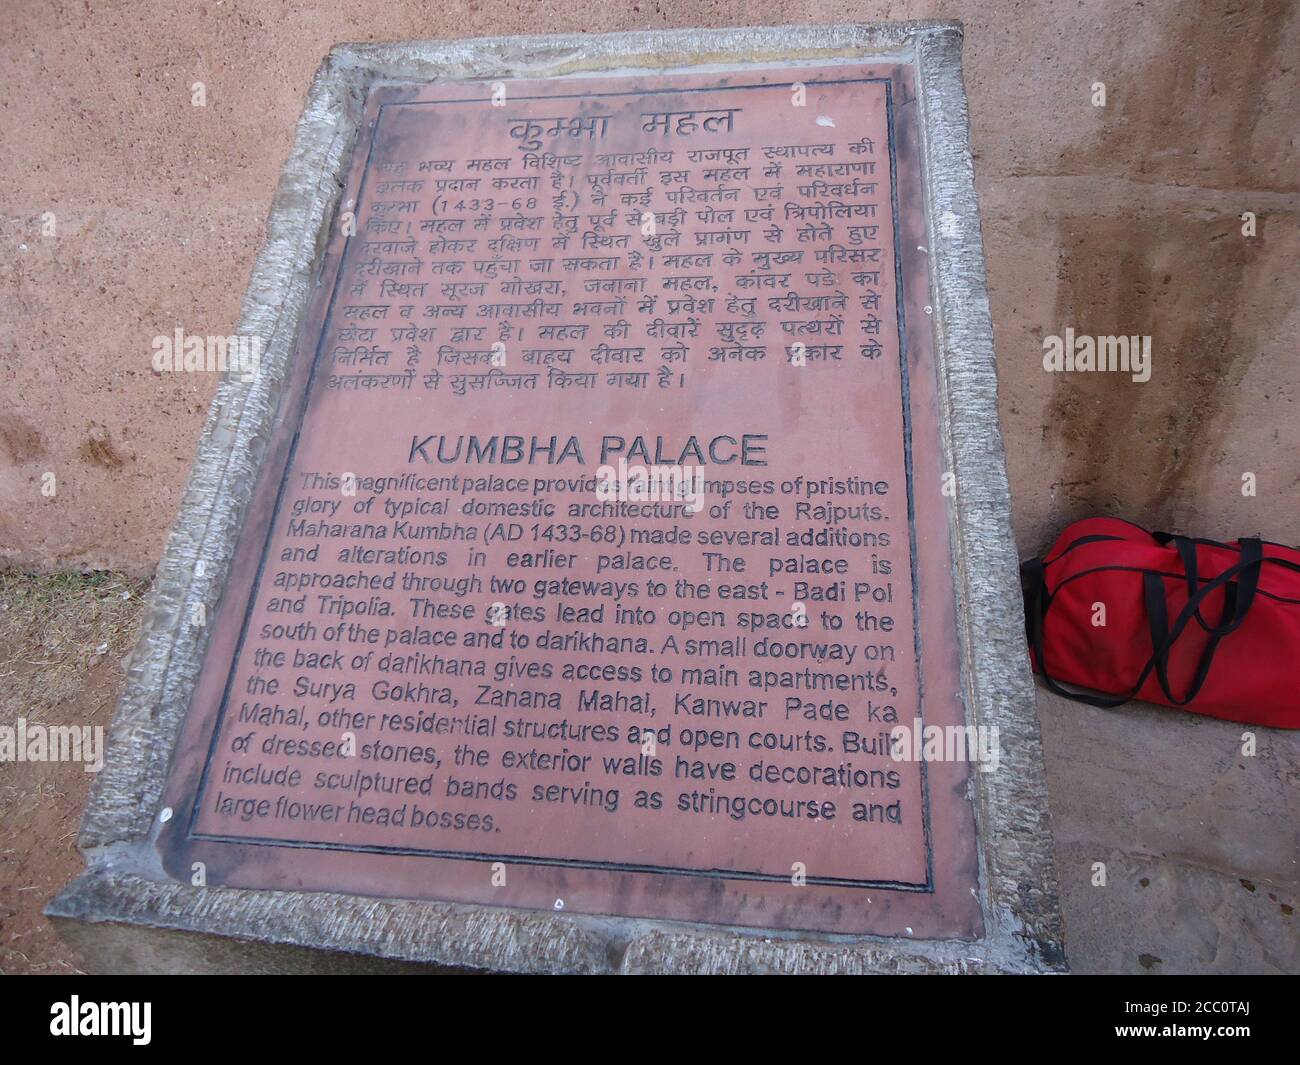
left=1021, top=516, right=1300, bottom=728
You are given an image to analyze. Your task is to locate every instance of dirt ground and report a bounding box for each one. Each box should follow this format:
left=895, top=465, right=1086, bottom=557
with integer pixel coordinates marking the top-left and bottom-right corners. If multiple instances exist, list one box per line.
left=0, top=572, right=146, bottom=974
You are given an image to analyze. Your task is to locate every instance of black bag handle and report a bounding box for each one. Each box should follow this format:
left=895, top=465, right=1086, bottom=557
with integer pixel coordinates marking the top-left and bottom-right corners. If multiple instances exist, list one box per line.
left=1153, top=533, right=1263, bottom=636
left=1145, top=540, right=1264, bottom=704
left=1023, top=539, right=1266, bottom=708
left=1145, top=574, right=1230, bottom=705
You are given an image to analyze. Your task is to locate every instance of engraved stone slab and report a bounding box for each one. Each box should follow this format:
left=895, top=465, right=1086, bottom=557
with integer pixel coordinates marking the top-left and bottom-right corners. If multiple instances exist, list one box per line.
left=161, top=66, right=977, bottom=938
left=52, top=24, right=1064, bottom=973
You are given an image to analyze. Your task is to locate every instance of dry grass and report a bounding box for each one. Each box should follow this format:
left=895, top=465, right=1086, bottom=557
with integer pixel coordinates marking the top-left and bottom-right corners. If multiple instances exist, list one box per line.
left=0, top=569, right=148, bottom=974
left=0, top=571, right=147, bottom=707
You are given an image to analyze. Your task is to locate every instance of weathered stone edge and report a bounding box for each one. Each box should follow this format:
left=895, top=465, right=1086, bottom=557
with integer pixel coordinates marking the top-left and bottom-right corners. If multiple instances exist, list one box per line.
left=71, top=58, right=368, bottom=857
left=912, top=28, right=1067, bottom=971
left=51, top=21, right=1063, bottom=974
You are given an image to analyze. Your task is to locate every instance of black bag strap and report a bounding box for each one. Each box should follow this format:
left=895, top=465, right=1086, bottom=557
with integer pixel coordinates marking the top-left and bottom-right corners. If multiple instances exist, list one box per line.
left=1145, top=542, right=1264, bottom=704
left=1023, top=556, right=1160, bottom=707
left=1153, top=532, right=1263, bottom=636
left=1023, top=538, right=1267, bottom=709
left=1145, top=573, right=1229, bottom=705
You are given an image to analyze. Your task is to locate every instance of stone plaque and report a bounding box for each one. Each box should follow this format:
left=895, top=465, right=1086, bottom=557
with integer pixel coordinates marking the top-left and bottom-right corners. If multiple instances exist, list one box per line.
left=160, top=63, right=978, bottom=938
left=56, top=25, right=1063, bottom=973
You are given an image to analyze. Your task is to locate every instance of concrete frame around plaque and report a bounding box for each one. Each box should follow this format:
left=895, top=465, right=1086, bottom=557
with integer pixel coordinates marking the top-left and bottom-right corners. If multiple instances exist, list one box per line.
left=50, top=22, right=1066, bottom=974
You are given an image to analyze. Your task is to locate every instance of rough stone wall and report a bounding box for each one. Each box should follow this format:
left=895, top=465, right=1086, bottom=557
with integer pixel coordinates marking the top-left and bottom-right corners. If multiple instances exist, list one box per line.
left=1, top=0, right=1296, bottom=571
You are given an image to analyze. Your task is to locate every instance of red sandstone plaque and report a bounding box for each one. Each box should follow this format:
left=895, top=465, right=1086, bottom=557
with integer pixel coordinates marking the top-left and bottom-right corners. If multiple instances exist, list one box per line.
left=160, top=63, right=982, bottom=938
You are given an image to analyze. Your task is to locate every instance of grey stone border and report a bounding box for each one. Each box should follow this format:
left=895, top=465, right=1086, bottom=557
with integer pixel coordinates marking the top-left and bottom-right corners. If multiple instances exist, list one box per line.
left=50, top=21, right=1065, bottom=974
